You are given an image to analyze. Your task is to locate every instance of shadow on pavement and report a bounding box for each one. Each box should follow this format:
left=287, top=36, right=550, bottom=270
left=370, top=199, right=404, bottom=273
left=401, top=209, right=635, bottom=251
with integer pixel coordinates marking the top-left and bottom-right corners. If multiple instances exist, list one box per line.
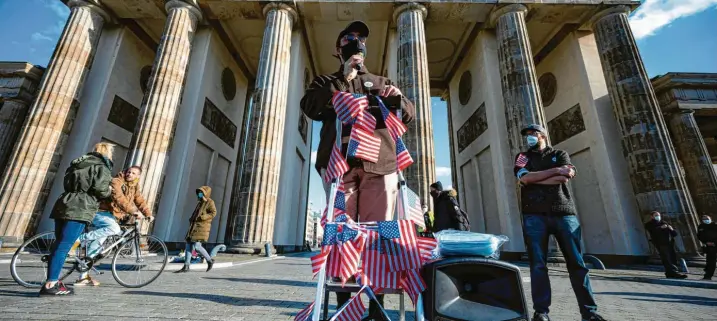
left=595, top=292, right=717, bottom=307
left=0, top=289, right=37, bottom=298
left=203, top=277, right=315, bottom=288
left=123, top=290, right=306, bottom=307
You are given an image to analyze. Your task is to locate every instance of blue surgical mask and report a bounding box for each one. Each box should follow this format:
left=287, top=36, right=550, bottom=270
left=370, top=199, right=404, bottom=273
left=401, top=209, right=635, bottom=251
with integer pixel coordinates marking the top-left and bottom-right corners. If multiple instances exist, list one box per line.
left=704, top=219, right=712, bottom=224
left=654, top=215, right=661, bottom=222
left=527, top=136, right=539, bottom=147
left=197, top=192, right=204, bottom=199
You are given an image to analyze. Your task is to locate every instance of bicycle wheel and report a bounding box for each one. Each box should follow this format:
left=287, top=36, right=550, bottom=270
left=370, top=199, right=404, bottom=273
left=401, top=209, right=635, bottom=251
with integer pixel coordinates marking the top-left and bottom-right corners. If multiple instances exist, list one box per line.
left=111, top=235, right=168, bottom=288
left=11, top=232, right=75, bottom=288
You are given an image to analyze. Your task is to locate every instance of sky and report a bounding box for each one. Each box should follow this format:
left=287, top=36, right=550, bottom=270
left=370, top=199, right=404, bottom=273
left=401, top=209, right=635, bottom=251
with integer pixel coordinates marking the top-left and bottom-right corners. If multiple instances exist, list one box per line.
left=1, top=0, right=716, bottom=214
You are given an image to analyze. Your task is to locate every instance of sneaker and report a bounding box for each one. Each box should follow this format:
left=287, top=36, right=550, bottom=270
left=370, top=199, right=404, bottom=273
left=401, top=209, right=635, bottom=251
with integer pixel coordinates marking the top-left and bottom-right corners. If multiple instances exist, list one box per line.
left=532, top=312, right=550, bottom=321
left=702, top=276, right=712, bottom=281
left=74, top=277, right=100, bottom=286
left=582, top=313, right=607, bottom=321
left=39, top=282, right=74, bottom=296
left=667, top=273, right=688, bottom=279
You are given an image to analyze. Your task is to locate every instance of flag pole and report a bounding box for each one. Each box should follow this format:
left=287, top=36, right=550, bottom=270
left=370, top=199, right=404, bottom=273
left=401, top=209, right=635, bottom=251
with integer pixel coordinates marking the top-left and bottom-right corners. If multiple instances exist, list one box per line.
left=311, top=118, right=343, bottom=321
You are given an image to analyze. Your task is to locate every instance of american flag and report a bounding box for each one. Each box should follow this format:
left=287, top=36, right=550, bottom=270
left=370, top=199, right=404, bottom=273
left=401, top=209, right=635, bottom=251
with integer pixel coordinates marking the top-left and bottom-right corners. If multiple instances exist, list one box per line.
left=320, top=182, right=347, bottom=226
left=347, top=127, right=381, bottom=163
left=334, top=290, right=367, bottom=321
left=325, top=145, right=349, bottom=183
left=417, top=237, right=438, bottom=263
left=399, top=269, right=426, bottom=304
left=294, top=301, right=314, bottom=321
left=332, top=92, right=369, bottom=124
left=311, top=246, right=330, bottom=278
left=378, top=220, right=421, bottom=272
left=361, top=230, right=399, bottom=288
left=353, top=110, right=377, bottom=132
left=515, top=153, right=529, bottom=168
left=379, top=101, right=407, bottom=140
left=397, top=187, right=425, bottom=228
left=395, top=137, right=413, bottom=172
left=338, top=226, right=365, bottom=285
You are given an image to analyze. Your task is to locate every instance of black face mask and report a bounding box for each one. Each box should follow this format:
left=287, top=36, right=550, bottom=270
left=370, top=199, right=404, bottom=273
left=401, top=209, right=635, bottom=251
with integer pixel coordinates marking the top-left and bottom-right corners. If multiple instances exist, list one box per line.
left=340, top=40, right=367, bottom=62
left=430, top=190, right=440, bottom=198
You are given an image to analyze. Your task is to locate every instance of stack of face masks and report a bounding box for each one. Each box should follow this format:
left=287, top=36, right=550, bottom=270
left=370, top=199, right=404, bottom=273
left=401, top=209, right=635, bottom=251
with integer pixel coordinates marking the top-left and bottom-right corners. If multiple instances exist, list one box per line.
left=434, top=230, right=509, bottom=259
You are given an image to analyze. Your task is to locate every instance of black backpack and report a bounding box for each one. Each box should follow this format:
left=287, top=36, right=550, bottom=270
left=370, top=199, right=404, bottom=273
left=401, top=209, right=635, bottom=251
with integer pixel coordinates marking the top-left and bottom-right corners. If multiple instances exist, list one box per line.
left=449, top=197, right=471, bottom=231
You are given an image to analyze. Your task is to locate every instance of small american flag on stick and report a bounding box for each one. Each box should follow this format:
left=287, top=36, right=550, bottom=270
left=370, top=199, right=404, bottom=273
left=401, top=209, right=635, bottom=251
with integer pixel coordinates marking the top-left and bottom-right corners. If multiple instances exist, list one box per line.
left=417, top=237, right=438, bottom=263
left=379, top=220, right=421, bottom=272
left=353, top=110, right=377, bottom=132
left=347, top=127, right=381, bottom=163
left=395, top=137, right=413, bottom=172
left=332, top=92, right=369, bottom=124
left=311, top=246, right=330, bottom=278
left=399, top=269, right=426, bottom=304
left=294, top=301, right=314, bottom=321
left=397, top=187, right=424, bottom=229
left=334, top=289, right=367, bottom=321
left=515, top=153, right=529, bottom=168
left=324, top=145, right=349, bottom=183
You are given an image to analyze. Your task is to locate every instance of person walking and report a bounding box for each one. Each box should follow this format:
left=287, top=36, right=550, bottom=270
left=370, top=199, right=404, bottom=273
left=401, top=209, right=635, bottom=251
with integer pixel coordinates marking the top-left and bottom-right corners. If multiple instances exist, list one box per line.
left=175, top=186, right=216, bottom=273
left=697, top=214, right=717, bottom=280
left=39, top=143, right=114, bottom=296
left=301, top=20, right=414, bottom=321
left=73, top=166, right=153, bottom=286
left=430, top=181, right=469, bottom=232
left=513, top=124, right=605, bottom=321
left=644, top=211, right=688, bottom=279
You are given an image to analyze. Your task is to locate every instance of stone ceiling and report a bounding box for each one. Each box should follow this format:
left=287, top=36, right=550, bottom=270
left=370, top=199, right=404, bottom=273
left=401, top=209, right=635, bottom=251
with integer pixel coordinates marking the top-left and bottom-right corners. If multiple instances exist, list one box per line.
left=96, top=0, right=640, bottom=87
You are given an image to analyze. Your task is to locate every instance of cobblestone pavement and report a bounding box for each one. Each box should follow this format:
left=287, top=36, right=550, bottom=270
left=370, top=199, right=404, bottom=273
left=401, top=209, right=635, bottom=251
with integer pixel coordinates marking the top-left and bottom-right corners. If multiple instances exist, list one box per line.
left=0, top=253, right=715, bottom=321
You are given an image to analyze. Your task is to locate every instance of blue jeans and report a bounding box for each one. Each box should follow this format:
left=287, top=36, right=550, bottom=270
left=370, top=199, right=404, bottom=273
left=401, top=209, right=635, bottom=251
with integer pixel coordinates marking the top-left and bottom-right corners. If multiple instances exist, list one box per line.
left=523, top=214, right=597, bottom=318
left=78, top=211, right=122, bottom=258
left=184, top=242, right=211, bottom=268
left=48, top=220, right=87, bottom=282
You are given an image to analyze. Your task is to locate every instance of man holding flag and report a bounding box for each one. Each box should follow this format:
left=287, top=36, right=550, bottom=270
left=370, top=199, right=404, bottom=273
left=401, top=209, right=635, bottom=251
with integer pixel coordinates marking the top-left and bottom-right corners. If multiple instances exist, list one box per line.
left=300, top=20, right=415, bottom=321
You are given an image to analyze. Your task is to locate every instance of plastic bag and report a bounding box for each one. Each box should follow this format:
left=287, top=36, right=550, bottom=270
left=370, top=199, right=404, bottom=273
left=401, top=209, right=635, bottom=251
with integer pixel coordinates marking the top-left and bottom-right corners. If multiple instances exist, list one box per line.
left=434, top=230, right=509, bottom=259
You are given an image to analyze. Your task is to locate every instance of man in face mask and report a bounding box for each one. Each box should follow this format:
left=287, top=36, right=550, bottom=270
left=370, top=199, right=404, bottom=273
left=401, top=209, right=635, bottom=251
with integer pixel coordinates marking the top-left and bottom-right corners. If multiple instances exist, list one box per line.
left=300, top=21, right=415, bottom=321
left=513, top=124, right=605, bottom=321
left=644, top=211, right=687, bottom=279
left=697, top=214, right=717, bottom=280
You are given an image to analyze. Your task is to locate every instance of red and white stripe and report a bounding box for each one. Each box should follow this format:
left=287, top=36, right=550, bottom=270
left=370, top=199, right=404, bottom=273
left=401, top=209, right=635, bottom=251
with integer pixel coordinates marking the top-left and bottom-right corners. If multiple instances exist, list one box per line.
left=339, top=233, right=366, bottom=285
left=399, top=269, right=426, bottom=303
left=335, top=290, right=367, bottom=321
left=384, top=112, right=407, bottom=140
left=353, top=110, right=377, bottom=132
left=417, top=237, right=438, bottom=263
left=350, top=127, right=381, bottom=163
left=361, top=230, right=399, bottom=288
left=515, top=153, right=529, bottom=168
left=311, top=246, right=331, bottom=278
left=294, top=301, right=314, bottom=321
left=385, top=220, right=421, bottom=272
left=332, top=92, right=368, bottom=123
left=325, top=145, right=349, bottom=183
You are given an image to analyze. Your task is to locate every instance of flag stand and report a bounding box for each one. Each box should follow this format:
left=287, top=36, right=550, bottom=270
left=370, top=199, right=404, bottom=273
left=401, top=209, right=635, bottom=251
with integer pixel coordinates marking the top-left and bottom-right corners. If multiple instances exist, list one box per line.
left=307, top=105, right=424, bottom=321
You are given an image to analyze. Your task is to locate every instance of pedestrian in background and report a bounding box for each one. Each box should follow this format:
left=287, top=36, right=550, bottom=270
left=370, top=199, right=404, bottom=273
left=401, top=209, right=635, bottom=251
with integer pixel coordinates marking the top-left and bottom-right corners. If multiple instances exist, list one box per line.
left=430, top=181, right=469, bottom=232
left=698, top=214, right=716, bottom=280
left=40, top=143, right=114, bottom=296
left=175, top=186, right=216, bottom=273
left=644, top=211, right=688, bottom=279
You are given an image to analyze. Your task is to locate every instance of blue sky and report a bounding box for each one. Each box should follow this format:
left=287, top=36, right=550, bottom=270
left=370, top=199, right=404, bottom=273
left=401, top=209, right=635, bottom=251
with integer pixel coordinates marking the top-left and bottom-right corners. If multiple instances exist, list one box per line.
left=1, top=0, right=716, bottom=214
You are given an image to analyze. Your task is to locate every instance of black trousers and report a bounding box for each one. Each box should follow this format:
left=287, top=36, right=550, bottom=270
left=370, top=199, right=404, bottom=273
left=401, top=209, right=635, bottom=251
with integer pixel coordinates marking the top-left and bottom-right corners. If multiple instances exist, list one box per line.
left=656, top=243, right=680, bottom=276
left=337, top=292, right=385, bottom=319
left=705, top=246, right=716, bottom=278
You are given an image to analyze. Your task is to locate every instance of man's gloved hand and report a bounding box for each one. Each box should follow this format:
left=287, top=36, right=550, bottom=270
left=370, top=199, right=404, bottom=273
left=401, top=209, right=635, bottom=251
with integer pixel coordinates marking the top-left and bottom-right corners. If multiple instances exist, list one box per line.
left=343, top=54, right=363, bottom=81
left=380, top=85, right=402, bottom=97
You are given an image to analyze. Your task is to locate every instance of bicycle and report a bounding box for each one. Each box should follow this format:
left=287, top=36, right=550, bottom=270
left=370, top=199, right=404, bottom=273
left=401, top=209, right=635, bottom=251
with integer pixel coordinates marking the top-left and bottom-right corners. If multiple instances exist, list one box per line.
left=10, top=217, right=168, bottom=288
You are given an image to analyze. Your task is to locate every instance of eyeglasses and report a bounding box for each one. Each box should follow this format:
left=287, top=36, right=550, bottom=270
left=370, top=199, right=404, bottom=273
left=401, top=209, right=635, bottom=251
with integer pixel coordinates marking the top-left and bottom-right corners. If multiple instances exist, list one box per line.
left=340, top=34, right=367, bottom=46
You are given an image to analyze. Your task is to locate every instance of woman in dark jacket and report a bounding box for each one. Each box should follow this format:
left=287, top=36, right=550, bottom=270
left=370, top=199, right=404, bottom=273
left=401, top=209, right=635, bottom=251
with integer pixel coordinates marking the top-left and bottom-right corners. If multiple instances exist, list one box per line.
left=40, top=143, right=114, bottom=296
left=175, top=186, right=217, bottom=273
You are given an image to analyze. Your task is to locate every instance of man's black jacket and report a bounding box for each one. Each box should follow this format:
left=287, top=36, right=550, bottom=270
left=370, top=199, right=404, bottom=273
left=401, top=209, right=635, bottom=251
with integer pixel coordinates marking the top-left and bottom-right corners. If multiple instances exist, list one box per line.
left=645, top=219, right=678, bottom=246
left=698, top=222, right=717, bottom=244
left=513, top=146, right=577, bottom=215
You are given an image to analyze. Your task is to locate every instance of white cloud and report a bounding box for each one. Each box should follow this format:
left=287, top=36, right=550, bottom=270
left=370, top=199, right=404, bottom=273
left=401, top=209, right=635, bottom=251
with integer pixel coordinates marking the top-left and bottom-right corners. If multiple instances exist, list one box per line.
left=629, top=0, right=717, bottom=40
left=436, top=166, right=451, bottom=177
left=31, top=33, right=53, bottom=42
left=311, top=151, right=317, bottom=164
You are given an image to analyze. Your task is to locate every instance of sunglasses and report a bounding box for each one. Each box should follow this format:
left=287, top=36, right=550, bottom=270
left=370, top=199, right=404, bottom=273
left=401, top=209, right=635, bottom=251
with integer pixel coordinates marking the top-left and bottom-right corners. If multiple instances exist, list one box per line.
left=340, top=34, right=367, bottom=46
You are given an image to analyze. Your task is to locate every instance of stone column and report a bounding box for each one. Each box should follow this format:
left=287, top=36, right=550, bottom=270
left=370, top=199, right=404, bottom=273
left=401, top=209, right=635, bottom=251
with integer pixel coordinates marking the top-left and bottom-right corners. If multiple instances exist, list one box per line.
left=125, top=0, right=202, bottom=214
left=489, top=4, right=546, bottom=157
left=0, top=63, right=44, bottom=174
left=394, top=3, right=436, bottom=207
left=667, top=110, right=717, bottom=217
left=490, top=4, right=565, bottom=260
left=227, top=3, right=296, bottom=254
left=592, top=6, right=701, bottom=254
left=0, top=0, right=108, bottom=247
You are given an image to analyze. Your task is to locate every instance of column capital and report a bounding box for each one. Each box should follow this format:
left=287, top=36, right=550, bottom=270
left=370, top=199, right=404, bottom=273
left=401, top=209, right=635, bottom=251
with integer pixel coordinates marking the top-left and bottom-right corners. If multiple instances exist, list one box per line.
left=488, top=4, right=528, bottom=28
left=589, top=5, right=631, bottom=28
left=393, top=2, right=427, bottom=23
left=68, top=0, right=111, bottom=22
left=263, top=2, right=298, bottom=27
left=165, top=0, right=203, bottom=22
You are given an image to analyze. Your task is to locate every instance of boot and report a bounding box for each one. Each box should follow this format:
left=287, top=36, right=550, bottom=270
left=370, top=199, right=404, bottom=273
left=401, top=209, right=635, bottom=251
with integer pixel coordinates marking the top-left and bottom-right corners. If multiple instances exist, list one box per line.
left=174, top=266, right=190, bottom=273
left=206, top=259, right=214, bottom=272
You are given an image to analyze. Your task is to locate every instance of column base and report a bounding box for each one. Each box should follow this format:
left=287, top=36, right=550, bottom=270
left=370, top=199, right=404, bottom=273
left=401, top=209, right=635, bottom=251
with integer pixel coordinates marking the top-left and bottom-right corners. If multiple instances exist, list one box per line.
left=0, top=235, right=24, bottom=252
